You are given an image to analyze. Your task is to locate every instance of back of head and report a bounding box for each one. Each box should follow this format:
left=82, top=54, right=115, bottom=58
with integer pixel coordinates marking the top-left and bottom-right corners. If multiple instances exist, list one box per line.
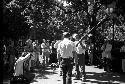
left=72, top=33, right=79, bottom=40
left=63, top=32, right=70, bottom=38
left=43, top=39, right=46, bottom=43
left=26, top=39, right=32, bottom=45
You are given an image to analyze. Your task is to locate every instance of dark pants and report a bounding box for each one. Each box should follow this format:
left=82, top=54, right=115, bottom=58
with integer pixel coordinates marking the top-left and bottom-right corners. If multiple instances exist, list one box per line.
left=88, top=52, right=93, bottom=65
left=75, top=54, right=85, bottom=79
left=103, top=57, right=112, bottom=72
left=60, top=58, right=73, bottom=84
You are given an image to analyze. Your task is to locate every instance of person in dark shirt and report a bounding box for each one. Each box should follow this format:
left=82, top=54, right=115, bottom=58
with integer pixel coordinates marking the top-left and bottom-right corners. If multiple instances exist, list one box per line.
left=7, top=40, right=16, bottom=75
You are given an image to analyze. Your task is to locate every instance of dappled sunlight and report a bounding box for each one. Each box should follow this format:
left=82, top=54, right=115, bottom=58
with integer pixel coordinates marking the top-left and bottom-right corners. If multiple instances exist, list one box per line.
left=34, top=66, right=58, bottom=79
left=83, top=71, right=125, bottom=84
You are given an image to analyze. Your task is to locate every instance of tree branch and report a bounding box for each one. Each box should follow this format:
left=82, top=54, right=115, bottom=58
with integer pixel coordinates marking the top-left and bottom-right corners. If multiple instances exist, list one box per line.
left=76, top=15, right=110, bottom=46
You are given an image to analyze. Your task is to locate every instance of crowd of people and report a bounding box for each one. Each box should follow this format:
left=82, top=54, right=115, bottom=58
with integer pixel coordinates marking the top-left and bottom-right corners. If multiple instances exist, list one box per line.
left=2, top=32, right=125, bottom=84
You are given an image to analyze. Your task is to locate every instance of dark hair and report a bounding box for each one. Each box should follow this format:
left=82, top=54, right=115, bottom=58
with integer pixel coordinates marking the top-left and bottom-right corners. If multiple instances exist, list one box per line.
left=71, top=37, right=75, bottom=42
left=63, top=32, right=70, bottom=38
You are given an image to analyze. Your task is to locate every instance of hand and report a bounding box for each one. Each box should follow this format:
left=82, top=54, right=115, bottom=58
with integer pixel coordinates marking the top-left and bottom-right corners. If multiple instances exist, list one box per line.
left=57, top=62, right=60, bottom=65
left=15, top=57, right=17, bottom=61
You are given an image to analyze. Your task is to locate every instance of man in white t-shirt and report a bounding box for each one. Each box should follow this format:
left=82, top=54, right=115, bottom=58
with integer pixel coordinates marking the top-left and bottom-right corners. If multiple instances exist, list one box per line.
left=57, top=32, right=77, bottom=84
left=73, top=33, right=86, bottom=81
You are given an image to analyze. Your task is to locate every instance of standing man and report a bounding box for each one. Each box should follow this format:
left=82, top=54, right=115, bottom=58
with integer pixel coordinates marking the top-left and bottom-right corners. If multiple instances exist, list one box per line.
left=72, top=33, right=86, bottom=81
left=54, top=40, right=62, bottom=76
left=58, top=32, right=77, bottom=84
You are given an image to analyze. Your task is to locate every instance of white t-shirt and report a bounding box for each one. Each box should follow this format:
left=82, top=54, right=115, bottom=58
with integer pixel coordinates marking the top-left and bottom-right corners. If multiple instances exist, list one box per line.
left=75, top=40, right=86, bottom=54
left=58, top=38, right=76, bottom=58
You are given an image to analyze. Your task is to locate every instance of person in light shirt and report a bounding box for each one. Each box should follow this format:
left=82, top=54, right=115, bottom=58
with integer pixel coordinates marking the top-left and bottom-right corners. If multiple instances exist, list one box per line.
left=54, top=40, right=62, bottom=76
left=57, top=32, right=77, bottom=84
left=41, top=39, right=50, bottom=66
left=72, top=33, right=86, bottom=81
left=14, top=52, right=31, bottom=76
left=101, top=40, right=112, bottom=72
left=54, top=40, right=62, bottom=64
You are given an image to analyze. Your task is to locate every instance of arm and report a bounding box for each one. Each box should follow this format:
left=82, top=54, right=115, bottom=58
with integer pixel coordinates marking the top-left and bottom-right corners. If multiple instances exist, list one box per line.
left=57, top=52, right=61, bottom=65
left=73, top=51, right=78, bottom=64
left=21, top=53, right=31, bottom=62
left=79, top=40, right=88, bottom=51
left=57, top=44, right=61, bottom=64
left=54, top=41, right=59, bottom=49
left=72, top=43, right=78, bottom=64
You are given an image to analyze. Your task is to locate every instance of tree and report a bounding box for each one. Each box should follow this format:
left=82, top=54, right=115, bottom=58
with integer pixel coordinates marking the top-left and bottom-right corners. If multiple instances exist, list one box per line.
left=4, top=0, right=125, bottom=42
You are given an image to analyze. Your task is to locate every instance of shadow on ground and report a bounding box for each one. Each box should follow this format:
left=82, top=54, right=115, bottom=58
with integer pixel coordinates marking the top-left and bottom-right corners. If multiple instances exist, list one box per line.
left=3, top=64, right=59, bottom=83
left=34, top=66, right=58, bottom=79
left=81, top=72, right=125, bottom=84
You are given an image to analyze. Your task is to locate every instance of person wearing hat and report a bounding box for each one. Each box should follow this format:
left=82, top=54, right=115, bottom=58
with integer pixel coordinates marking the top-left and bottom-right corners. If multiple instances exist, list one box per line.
left=57, top=32, right=77, bottom=84
left=72, top=33, right=86, bottom=81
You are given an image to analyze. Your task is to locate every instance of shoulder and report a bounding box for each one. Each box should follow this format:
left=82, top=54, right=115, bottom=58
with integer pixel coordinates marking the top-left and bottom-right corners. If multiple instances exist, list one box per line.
left=41, top=43, right=44, bottom=45
left=58, top=41, right=63, bottom=45
left=70, top=41, right=76, bottom=46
